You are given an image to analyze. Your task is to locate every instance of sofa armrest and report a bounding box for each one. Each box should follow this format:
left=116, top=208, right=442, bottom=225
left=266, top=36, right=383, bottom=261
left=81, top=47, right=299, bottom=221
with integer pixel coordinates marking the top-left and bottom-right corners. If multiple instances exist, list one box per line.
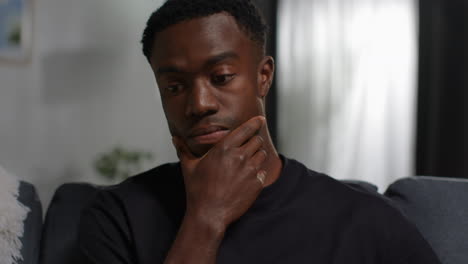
left=385, top=176, right=468, bottom=264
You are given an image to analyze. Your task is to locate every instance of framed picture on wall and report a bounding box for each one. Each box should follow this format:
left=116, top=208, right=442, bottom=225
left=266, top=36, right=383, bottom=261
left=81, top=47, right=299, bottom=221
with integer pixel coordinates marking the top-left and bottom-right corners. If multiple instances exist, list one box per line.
left=0, top=0, right=32, bottom=62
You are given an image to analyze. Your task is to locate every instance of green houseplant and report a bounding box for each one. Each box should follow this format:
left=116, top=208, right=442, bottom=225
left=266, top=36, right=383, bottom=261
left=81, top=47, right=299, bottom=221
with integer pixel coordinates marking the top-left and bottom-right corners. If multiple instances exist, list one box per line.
left=93, top=146, right=154, bottom=183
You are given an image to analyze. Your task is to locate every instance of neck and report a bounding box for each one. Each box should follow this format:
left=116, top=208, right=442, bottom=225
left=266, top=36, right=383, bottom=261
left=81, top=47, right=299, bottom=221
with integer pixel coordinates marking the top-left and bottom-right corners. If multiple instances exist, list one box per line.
left=259, top=123, right=283, bottom=187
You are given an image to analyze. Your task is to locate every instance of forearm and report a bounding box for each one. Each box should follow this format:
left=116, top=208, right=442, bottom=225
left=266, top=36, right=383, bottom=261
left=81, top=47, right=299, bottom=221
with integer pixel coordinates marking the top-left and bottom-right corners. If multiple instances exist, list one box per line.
left=165, top=117, right=267, bottom=264
left=163, top=213, right=226, bottom=264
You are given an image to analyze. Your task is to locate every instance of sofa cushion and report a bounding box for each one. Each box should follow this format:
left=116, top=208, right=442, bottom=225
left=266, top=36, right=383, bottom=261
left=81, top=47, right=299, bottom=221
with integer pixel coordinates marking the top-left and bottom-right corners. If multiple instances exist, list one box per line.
left=385, top=176, right=468, bottom=264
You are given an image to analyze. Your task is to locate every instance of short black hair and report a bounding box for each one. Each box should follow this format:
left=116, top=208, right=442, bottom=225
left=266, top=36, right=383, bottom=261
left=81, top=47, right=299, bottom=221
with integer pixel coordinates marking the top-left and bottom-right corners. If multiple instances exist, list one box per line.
left=141, top=0, right=268, bottom=63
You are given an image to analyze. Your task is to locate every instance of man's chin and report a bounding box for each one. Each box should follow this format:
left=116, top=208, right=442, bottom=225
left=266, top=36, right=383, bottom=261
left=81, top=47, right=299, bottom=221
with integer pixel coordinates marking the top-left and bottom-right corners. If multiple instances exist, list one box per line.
left=190, top=143, right=215, bottom=158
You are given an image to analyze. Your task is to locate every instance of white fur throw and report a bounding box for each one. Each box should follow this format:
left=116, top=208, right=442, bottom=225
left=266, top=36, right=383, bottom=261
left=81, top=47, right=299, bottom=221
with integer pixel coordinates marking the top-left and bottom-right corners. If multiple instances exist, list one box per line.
left=0, top=166, right=30, bottom=264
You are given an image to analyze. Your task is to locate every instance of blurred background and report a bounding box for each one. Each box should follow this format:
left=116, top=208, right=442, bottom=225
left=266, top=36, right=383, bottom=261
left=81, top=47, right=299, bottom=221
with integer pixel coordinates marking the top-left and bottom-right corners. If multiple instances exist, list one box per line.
left=0, top=0, right=467, bottom=210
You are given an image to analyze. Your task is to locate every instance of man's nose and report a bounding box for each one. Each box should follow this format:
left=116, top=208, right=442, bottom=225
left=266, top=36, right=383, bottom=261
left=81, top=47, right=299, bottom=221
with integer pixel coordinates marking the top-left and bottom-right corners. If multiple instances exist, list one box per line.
left=185, top=80, right=219, bottom=118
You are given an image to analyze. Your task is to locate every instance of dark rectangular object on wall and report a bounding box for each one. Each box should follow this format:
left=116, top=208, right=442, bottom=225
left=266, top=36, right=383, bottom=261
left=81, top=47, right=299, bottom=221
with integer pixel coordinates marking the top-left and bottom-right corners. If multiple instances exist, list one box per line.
left=416, top=0, right=468, bottom=178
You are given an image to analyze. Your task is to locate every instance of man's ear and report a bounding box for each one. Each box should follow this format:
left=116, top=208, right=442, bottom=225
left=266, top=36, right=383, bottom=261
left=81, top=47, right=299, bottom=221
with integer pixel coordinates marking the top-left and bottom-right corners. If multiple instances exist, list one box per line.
left=257, top=56, right=275, bottom=97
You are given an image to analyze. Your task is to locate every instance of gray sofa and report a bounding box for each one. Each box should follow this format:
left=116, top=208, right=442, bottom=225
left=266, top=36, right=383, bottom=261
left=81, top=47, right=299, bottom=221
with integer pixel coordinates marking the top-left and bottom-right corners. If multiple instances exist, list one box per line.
left=385, top=177, right=468, bottom=264
left=17, top=176, right=468, bottom=264
left=16, top=182, right=42, bottom=264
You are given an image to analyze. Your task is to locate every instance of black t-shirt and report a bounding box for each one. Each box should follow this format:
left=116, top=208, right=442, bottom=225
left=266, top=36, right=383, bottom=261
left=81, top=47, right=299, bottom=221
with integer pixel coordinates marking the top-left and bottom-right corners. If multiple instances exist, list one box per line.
left=79, top=156, right=441, bottom=264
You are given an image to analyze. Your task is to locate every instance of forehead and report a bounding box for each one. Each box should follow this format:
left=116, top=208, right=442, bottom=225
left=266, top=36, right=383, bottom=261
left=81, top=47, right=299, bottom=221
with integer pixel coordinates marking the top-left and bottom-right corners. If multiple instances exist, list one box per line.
left=150, top=13, right=255, bottom=70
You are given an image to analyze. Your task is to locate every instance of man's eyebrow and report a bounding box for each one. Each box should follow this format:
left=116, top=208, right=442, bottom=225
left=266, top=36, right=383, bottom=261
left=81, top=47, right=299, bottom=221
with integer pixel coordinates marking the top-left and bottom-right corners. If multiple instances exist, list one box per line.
left=156, top=66, right=186, bottom=76
left=156, top=52, right=239, bottom=76
left=204, top=51, right=239, bottom=67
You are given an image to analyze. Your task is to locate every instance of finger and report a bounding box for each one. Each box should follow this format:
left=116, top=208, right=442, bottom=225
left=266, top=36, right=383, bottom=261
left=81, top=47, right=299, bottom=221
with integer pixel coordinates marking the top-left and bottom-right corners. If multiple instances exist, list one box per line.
left=250, top=149, right=268, bottom=168
left=224, top=116, right=265, bottom=148
left=240, top=135, right=264, bottom=158
left=172, top=136, right=196, bottom=164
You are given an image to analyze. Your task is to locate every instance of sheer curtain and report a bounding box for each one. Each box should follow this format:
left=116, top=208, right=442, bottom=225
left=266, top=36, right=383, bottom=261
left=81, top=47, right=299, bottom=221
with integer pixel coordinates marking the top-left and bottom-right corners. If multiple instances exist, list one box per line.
left=277, top=0, right=418, bottom=190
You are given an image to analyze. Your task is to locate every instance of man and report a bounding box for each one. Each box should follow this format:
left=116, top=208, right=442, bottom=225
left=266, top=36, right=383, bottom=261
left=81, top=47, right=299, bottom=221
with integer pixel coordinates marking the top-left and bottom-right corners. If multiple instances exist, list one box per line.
left=79, top=0, right=441, bottom=263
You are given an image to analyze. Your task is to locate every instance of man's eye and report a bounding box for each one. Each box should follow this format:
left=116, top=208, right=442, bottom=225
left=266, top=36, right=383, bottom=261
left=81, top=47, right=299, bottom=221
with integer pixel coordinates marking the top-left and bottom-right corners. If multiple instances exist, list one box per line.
left=212, top=74, right=236, bottom=85
left=166, top=84, right=184, bottom=94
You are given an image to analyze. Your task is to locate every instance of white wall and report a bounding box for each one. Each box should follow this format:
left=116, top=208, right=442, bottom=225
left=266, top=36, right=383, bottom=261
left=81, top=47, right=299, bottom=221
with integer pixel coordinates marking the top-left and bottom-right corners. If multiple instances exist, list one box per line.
left=0, top=0, right=177, bottom=209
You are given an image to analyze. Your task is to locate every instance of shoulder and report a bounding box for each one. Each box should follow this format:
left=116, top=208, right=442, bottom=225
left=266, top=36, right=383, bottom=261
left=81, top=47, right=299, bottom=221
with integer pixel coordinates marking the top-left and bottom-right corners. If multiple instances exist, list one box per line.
left=285, top=156, right=406, bottom=223
left=114, top=162, right=182, bottom=192
left=291, top=158, right=439, bottom=262
left=286, top=158, right=440, bottom=262
left=78, top=162, right=184, bottom=262
left=95, top=162, right=182, bottom=202
left=286, top=157, right=381, bottom=201
left=81, top=162, right=184, bottom=224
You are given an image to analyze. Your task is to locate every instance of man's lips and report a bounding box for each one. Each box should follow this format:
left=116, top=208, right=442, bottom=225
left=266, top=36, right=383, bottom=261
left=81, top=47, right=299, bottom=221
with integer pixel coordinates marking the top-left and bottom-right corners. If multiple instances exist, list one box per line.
left=188, top=126, right=229, bottom=145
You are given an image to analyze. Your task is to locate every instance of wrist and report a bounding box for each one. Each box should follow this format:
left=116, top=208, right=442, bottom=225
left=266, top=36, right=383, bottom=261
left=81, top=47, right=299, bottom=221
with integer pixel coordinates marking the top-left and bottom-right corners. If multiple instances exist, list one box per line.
left=164, top=210, right=226, bottom=264
left=183, top=210, right=227, bottom=241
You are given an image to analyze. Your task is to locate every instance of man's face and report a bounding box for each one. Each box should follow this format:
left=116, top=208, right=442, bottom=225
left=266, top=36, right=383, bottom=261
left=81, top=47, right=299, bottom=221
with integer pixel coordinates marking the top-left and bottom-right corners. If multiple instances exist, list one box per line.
left=150, top=13, right=272, bottom=157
